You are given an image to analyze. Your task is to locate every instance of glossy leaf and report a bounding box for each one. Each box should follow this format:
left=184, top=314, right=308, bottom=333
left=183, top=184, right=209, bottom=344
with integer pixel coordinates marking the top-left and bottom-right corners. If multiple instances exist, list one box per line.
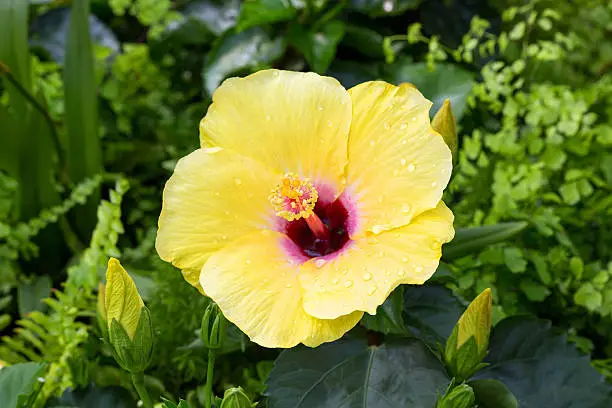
left=203, top=27, right=285, bottom=96
left=361, top=286, right=406, bottom=334
left=349, top=0, right=424, bottom=17
left=384, top=60, right=474, bottom=120
left=237, top=0, right=299, bottom=32
left=287, top=20, right=345, bottom=73
left=469, top=379, right=517, bottom=408
left=327, top=60, right=381, bottom=89
left=166, top=0, right=240, bottom=41
left=266, top=337, right=449, bottom=408
left=0, top=362, right=46, bottom=408
left=474, top=316, right=612, bottom=407
left=48, top=384, right=136, bottom=408
left=29, top=7, right=120, bottom=64
left=64, top=0, right=101, bottom=236
left=442, top=222, right=528, bottom=260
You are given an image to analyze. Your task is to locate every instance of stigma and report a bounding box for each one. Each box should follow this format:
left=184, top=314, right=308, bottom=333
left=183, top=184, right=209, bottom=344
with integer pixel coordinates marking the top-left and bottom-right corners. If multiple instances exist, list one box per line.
left=269, top=173, right=319, bottom=221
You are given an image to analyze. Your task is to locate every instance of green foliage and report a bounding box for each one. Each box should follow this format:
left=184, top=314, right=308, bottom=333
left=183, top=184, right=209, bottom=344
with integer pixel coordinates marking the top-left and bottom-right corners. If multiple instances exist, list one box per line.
left=0, top=362, right=46, bottom=408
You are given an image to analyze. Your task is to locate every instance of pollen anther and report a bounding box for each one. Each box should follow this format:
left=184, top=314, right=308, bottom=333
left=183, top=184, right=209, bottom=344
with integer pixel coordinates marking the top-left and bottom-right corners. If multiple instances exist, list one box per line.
left=269, top=173, right=318, bottom=221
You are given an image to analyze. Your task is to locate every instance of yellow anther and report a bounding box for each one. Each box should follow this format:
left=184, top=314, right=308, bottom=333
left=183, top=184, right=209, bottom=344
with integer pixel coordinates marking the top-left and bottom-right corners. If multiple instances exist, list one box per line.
left=269, top=173, right=318, bottom=221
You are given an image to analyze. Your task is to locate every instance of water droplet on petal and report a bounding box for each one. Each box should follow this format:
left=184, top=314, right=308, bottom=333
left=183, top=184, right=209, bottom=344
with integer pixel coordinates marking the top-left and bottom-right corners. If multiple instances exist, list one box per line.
left=332, top=278, right=339, bottom=285
left=377, top=195, right=384, bottom=203
left=401, top=204, right=411, bottom=213
left=245, top=259, right=252, bottom=265
left=383, top=122, right=390, bottom=130
left=407, top=163, right=416, bottom=172
left=221, top=234, right=227, bottom=240
left=401, top=256, right=409, bottom=263
left=341, top=268, right=349, bottom=275
left=398, top=269, right=405, bottom=277
left=317, top=105, right=324, bottom=111
left=272, top=71, right=279, bottom=77
left=327, top=120, right=333, bottom=127
left=431, top=181, right=437, bottom=187
left=402, top=139, right=407, bottom=145
left=285, top=283, right=292, bottom=288
left=265, top=115, right=271, bottom=121
left=367, top=286, right=377, bottom=295
left=400, top=158, right=407, bottom=166
left=314, top=258, right=326, bottom=268
left=363, top=272, right=372, bottom=281
left=370, top=226, right=384, bottom=235
left=415, top=265, right=424, bottom=273
left=412, top=116, right=417, bottom=122
left=393, top=169, right=399, bottom=176
left=400, top=123, right=408, bottom=130
left=369, top=140, right=376, bottom=147
left=234, top=178, right=242, bottom=186
left=431, top=241, right=441, bottom=250
left=344, top=280, right=353, bottom=288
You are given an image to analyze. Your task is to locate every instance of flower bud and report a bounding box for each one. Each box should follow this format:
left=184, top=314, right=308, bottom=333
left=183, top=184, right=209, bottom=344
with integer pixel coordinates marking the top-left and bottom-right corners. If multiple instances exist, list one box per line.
left=220, top=387, right=256, bottom=408
left=200, top=302, right=227, bottom=349
left=104, top=258, right=153, bottom=373
left=437, top=384, right=475, bottom=408
left=445, top=288, right=492, bottom=380
left=432, top=99, right=457, bottom=162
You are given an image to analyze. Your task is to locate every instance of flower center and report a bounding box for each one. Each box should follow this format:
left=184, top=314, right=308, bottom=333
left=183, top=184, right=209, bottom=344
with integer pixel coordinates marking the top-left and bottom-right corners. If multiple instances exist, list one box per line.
left=269, top=174, right=352, bottom=258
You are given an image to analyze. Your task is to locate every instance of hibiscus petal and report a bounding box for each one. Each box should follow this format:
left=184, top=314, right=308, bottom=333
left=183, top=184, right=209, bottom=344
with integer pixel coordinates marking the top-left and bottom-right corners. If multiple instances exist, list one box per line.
left=200, top=230, right=363, bottom=348
left=299, top=202, right=454, bottom=319
left=200, top=69, right=352, bottom=193
left=346, top=81, right=452, bottom=236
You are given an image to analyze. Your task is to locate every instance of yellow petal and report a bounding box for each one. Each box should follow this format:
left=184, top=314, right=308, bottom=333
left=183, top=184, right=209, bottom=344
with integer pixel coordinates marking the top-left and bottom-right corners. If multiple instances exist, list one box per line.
left=299, top=202, right=454, bottom=319
left=200, top=230, right=363, bottom=348
left=105, top=258, right=144, bottom=339
left=346, top=81, right=452, bottom=236
left=156, top=148, right=279, bottom=291
left=200, top=69, right=352, bottom=192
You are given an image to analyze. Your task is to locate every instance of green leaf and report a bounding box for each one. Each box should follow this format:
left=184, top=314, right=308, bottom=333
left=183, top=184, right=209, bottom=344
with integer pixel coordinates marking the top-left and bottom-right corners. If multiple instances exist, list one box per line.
left=469, top=379, right=517, bottom=408
left=574, top=283, right=602, bottom=312
left=237, top=0, right=298, bottom=32
left=29, top=7, right=120, bottom=64
left=17, top=275, right=52, bottom=317
left=48, top=384, right=136, bottom=408
left=361, top=286, right=406, bottom=334
left=0, top=362, right=46, bottom=408
left=162, top=0, right=240, bottom=43
left=442, top=222, right=528, bottom=260
left=203, top=27, right=285, bottom=96
left=342, top=24, right=395, bottom=58
left=266, top=337, right=449, bottom=407
left=348, top=0, right=423, bottom=17
left=64, top=0, right=101, bottom=236
left=288, top=20, right=345, bottom=73
left=327, top=60, right=381, bottom=89
left=437, top=383, right=475, bottom=408
left=384, top=60, right=473, bottom=120
left=474, top=316, right=612, bottom=406
left=519, top=278, right=551, bottom=302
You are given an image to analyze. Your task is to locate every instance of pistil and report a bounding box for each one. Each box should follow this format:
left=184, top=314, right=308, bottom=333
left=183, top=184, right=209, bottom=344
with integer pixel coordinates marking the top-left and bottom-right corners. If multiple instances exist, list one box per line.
left=305, top=212, right=330, bottom=241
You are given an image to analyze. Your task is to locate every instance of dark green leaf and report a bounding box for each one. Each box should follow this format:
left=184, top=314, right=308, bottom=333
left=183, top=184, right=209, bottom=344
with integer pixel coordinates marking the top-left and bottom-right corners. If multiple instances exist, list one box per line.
left=348, top=0, right=423, bottom=17
left=17, top=275, right=51, bottom=317
left=474, top=316, right=612, bottom=407
left=0, top=362, right=46, bottom=408
left=179, top=0, right=240, bottom=37
left=469, top=379, right=517, bottom=408
left=48, top=384, right=136, bottom=408
left=237, top=0, right=298, bottom=32
left=203, top=27, right=285, bottom=96
left=361, top=286, right=406, bottom=334
left=266, top=337, right=449, bottom=408
left=403, top=285, right=464, bottom=346
left=342, top=24, right=402, bottom=58
left=384, top=60, right=474, bottom=120
left=64, top=0, right=101, bottom=236
left=442, top=222, right=528, bottom=260
left=288, top=20, right=345, bottom=73
left=29, top=7, right=120, bottom=64
left=327, top=60, right=381, bottom=89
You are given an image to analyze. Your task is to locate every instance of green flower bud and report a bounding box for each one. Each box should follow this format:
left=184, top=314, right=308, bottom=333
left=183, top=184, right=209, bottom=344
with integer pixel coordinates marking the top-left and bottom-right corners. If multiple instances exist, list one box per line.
left=103, top=258, right=153, bottom=373
left=201, top=302, right=227, bottom=349
left=437, top=384, right=475, bottom=408
left=445, top=288, right=492, bottom=380
left=220, top=387, right=257, bottom=408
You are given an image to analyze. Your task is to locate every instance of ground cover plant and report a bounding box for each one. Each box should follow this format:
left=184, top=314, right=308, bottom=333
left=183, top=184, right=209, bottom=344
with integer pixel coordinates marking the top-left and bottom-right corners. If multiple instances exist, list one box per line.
left=1, top=0, right=612, bottom=407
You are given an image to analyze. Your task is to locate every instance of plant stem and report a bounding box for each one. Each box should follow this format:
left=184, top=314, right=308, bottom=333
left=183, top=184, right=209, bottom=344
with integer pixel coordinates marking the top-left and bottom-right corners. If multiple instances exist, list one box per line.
left=204, top=348, right=216, bottom=408
left=131, top=372, right=154, bottom=408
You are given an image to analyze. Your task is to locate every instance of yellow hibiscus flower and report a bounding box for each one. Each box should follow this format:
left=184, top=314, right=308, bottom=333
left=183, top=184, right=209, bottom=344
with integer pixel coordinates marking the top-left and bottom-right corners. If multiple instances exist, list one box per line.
left=156, top=70, right=454, bottom=348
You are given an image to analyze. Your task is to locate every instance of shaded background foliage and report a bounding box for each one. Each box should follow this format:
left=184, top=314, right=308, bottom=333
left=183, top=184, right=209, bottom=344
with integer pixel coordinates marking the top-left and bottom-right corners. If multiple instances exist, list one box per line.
left=1, top=0, right=612, bottom=406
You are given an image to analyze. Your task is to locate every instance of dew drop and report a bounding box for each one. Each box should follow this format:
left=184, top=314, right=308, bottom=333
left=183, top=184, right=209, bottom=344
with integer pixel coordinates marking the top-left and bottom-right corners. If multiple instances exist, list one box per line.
left=369, top=140, right=376, bottom=147
left=398, top=269, right=405, bottom=277
left=341, top=268, right=349, bottom=275
left=393, top=169, right=399, bottom=176
left=385, top=270, right=391, bottom=276
left=363, top=272, right=372, bottom=281
left=431, top=241, right=441, bottom=250
left=272, top=71, right=279, bottom=77
left=400, top=158, right=407, bottom=166
left=412, top=116, right=417, bottom=122
left=327, top=120, right=333, bottom=127
left=377, top=195, right=384, bottom=203
left=402, top=139, right=407, bottom=145
left=370, top=226, right=384, bottom=235
left=317, top=105, right=324, bottom=111
left=234, top=177, right=242, bottom=186
left=415, top=265, right=424, bottom=273
left=383, top=122, right=390, bottom=130
left=400, top=123, right=408, bottom=130
left=285, top=283, right=292, bottom=288
left=245, top=259, right=252, bottom=265
left=265, top=115, right=271, bottom=121
left=401, top=204, right=411, bottom=214
left=367, top=286, right=377, bottom=295
left=431, top=181, right=437, bottom=187
left=401, top=256, right=409, bottom=263
left=314, top=258, right=326, bottom=269
left=221, top=234, right=227, bottom=240
left=407, top=163, right=416, bottom=172
left=332, top=278, right=339, bottom=285
left=344, top=280, right=353, bottom=288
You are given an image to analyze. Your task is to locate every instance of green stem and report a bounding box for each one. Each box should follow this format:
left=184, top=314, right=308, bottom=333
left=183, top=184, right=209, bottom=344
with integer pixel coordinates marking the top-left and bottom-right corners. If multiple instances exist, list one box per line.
left=131, top=372, right=154, bottom=408
left=204, top=348, right=216, bottom=408
left=0, top=60, right=69, bottom=185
